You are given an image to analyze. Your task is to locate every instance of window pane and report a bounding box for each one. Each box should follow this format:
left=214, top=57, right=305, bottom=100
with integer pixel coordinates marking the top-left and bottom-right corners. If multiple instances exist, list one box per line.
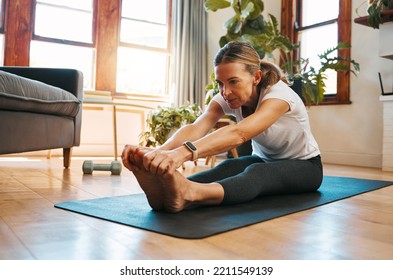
left=122, top=0, right=167, bottom=24
left=120, top=19, right=167, bottom=48
left=299, top=23, right=338, bottom=94
left=35, top=1, right=93, bottom=43
left=117, top=47, right=167, bottom=95
left=0, top=0, right=3, bottom=30
left=30, top=40, right=95, bottom=89
left=301, top=0, right=339, bottom=26
left=121, top=0, right=168, bottom=48
left=0, top=34, right=4, bottom=65
left=37, top=0, right=92, bottom=11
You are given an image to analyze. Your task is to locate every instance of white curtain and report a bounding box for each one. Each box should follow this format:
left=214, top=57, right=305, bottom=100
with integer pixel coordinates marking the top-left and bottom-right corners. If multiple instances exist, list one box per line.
left=170, top=0, right=208, bottom=107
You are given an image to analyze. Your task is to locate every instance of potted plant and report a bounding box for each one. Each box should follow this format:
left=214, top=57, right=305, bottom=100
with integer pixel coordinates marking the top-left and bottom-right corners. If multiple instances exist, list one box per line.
left=281, top=42, right=360, bottom=106
left=204, top=0, right=294, bottom=60
left=204, top=0, right=299, bottom=101
left=356, top=0, right=393, bottom=29
left=139, top=102, right=202, bottom=147
left=204, top=0, right=360, bottom=106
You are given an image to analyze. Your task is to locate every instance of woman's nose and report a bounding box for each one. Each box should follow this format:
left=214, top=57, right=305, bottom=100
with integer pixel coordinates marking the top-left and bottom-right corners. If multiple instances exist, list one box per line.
left=221, top=85, right=230, bottom=100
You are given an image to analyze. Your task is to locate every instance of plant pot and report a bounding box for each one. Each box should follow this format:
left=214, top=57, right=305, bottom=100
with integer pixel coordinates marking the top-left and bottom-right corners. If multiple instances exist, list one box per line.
left=289, top=78, right=303, bottom=99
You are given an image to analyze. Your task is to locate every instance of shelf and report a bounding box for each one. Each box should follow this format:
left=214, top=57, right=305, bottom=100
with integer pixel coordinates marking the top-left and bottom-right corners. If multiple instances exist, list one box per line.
left=354, top=9, right=393, bottom=27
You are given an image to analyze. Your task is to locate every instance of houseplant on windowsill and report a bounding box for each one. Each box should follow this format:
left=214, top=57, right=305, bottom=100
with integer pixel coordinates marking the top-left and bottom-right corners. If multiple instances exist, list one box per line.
left=356, top=0, right=393, bottom=29
left=205, top=0, right=361, bottom=106
left=139, top=102, right=203, bottom=147
left=281, top=42, right=360, bottom=106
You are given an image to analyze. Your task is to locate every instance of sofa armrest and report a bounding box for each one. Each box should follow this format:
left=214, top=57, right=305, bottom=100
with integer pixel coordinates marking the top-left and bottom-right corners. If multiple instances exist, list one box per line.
left=0, top=67, right=83, bottom=101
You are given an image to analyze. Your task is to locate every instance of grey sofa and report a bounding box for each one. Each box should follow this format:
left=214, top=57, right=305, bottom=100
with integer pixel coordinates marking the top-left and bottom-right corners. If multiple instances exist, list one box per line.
left=0, top=67, right=83, bottom=168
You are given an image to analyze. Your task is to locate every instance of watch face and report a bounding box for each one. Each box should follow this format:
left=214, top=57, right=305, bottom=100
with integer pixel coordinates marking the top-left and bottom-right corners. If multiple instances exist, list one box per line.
left=185, top=141, right=197, bottom=151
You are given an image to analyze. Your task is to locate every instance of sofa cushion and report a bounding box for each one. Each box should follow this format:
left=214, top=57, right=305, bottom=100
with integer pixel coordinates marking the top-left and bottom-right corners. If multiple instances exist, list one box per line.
left=0, top=70, right=81, bottom=117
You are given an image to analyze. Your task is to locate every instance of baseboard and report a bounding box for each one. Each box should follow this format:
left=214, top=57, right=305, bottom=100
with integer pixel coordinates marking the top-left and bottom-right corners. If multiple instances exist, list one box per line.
left=321, top=150, right=382, bottom=169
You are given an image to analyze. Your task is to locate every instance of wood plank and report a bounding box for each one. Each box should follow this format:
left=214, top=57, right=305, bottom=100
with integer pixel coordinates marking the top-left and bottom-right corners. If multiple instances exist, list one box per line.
left=0, top=218, right=34, bottom=259
left=95, top=0, right=120, bottom=94
left=0, top=157, right=392, bottom=260
left=4, top=0, right=32, bottom=66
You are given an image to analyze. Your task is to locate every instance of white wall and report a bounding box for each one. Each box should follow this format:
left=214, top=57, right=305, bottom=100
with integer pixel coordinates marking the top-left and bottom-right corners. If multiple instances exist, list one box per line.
left=206, top=0, right=392, bottom=168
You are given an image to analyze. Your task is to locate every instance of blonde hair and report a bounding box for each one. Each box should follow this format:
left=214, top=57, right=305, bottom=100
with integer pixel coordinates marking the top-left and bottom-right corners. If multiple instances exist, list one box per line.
left=214, top=41, right=288, bottom=88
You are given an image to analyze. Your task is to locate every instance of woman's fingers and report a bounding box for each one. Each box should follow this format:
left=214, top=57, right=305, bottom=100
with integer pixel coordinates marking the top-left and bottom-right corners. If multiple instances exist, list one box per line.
left=143, top=150, right=177, bottom=176
left=122, top=145, right=179, bottom=176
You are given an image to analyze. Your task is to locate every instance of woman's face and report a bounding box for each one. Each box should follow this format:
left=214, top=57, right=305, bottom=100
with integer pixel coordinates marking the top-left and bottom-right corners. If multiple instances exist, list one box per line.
left=214, top=62, right=261, bottom=109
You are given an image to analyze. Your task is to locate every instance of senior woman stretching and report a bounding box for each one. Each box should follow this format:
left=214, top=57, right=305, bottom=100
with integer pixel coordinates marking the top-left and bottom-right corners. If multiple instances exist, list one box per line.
left=122, top=41, right=323, bottom=213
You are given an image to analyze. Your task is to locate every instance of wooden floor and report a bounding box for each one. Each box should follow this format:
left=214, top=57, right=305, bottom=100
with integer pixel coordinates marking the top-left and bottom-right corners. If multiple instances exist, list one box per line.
left=0, top=155, right=393, bottom=260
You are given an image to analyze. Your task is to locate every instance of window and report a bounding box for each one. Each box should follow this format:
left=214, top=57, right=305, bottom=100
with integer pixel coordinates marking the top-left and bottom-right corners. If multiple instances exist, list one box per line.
left=0, top=0, right=4, bottom=32
left=34, top=0, right=94, bottom=44
left=28, top=0, right=172, bottom=98
left=281, top=0, right=352, bottom=104
left=30, top=0, right=95, bottom=89
left=298, top=0, right=339, bottom=95
left=0, top=0, right=5, bottom=65
left=117, top=0, right=171, bottom=96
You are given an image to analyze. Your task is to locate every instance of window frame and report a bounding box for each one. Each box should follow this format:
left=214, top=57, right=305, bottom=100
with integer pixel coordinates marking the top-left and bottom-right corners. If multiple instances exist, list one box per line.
left=281, top=0, right=352, bottom=105
left=31, top=0, right=97, bottom=47
left=0, top=0, right=5, bottom=33
left=116, top=0, right=172, bottom=99
left=29, top=0, right=97, bottom=89
left=26, top=0, right=172, bottom=100
left=31, top=0, right=97, bottom=48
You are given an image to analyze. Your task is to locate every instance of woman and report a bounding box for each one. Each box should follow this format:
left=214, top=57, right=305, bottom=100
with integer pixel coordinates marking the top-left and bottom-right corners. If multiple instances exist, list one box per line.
left=122, top=41, right=323, bottom=213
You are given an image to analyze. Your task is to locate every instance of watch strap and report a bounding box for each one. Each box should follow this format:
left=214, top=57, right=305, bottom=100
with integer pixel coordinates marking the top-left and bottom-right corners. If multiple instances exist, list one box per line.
left=183, top=141, right=198, bottom=161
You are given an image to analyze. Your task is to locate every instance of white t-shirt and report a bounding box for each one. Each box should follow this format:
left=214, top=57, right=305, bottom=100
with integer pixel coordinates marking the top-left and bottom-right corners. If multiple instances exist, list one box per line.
left=212, top=80, right=320, bottom=161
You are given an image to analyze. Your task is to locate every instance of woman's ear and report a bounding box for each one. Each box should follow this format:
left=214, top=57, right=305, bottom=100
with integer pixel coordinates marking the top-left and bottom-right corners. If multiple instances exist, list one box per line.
left=254, top=70, right=263, bottom=85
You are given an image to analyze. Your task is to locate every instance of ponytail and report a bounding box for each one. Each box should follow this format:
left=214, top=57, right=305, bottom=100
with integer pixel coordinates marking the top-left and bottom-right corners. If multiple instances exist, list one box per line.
left=259, top=60, right=289, bottom=88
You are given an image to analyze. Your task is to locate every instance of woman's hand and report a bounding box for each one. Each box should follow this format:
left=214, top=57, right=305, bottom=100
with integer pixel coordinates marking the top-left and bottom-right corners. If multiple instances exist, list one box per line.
left=141, top=149, right=183, bottom=177
left=122, top=145, right=184, bottom=176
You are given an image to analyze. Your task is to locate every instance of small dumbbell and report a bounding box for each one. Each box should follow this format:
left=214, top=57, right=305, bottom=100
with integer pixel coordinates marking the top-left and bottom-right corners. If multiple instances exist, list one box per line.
left=82, top=160, right=122, bottom=175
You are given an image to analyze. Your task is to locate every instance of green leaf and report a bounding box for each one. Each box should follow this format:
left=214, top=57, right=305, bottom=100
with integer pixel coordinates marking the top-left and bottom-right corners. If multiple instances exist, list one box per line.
left=219, top=35, right=229, bottom=47
left=267, top=13, right=279, bottom=36
left=383, top=0, right=393, bottom=9
left=240, top=1, right=254, bottom=21
left=367, top=3, right=382, bottom=29
left=139, top=102, right=203, bottom=146
left=242, top=15, right=266, bottom=34
left=224, top=15, right=242, bottom=34
left=204, top=0, right=231, bottom=12
left=249, top=0, right=264, bottom=19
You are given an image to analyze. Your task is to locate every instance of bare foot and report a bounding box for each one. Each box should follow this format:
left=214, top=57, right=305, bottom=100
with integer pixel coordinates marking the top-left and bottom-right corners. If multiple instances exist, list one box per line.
left=158, top=170, right=225, bottom=213
left=126, top=146, right=164, bottom=211
left=124, top=145, right=224, bottom=213
left=158, top=170, right=193, bottom=213
left=133, top=169, right=164, bottom=211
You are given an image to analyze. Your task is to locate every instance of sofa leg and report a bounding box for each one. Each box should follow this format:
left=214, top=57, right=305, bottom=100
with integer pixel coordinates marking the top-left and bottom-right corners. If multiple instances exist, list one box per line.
left=63, top=148, right=72, bottom=168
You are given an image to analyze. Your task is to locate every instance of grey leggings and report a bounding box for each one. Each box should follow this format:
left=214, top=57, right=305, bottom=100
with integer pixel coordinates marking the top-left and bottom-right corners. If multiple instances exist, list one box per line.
left=188, top=155, right=323, bottom=205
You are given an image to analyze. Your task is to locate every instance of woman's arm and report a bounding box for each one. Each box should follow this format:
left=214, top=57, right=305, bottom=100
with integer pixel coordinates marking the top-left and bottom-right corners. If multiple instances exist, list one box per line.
left=157, top=101, right=225, bottom=151
left=139, top=101, right=225, bottom=172
left=141, top=98, right=289, bottom=175
left=188, top=98, right=290, bottom=159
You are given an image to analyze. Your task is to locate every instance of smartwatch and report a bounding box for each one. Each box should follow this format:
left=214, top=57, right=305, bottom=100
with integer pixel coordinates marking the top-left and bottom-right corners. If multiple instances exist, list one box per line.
left=183, top=141, right=198, bottom=161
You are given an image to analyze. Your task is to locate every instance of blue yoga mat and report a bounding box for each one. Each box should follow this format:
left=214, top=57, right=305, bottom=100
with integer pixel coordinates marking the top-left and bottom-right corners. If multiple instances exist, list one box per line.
left=55, top=176, right=392, bottom=239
